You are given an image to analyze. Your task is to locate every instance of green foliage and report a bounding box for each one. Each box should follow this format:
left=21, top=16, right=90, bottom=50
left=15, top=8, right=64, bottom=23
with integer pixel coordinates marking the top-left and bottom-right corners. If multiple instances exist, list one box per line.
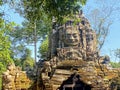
left=11, top=0, right=87, bottom=23
left=22, top=58, right=34, bottom=70
left=38, top=37, right=49, bottom=59
left=0, top=18, right=14, bottom=69
left=0, top=0, right=2, bottom=5
left=13, top=58, right=22, bottom=67
left=0, top=18, right=15, bottom=89
left=12, top=47, right=35, bottom=70
left=114, top=48, right=120, bottom=62
left=41, top=0, right=86, bottom=22
left=0, top=77, right=2, bottom=90
left=0, top=62, right=6, bottom=74
left=9, top=14, right=52, bottom=45
left=20, top=48, right=34, bottom=70
left=110, top=62, right=120, bottom=68
left=0, top=62, right=6, bottom=89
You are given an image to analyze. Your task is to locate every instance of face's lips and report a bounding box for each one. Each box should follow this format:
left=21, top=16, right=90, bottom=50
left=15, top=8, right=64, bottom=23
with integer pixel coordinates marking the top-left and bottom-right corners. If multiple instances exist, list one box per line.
left=65, top=41, right=79, bottom=46
left=67, top=39, right=79, bottom=43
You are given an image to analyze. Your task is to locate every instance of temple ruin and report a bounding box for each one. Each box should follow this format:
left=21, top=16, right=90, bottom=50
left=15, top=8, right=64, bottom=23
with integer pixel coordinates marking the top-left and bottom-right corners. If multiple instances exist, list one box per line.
left=2, top=11, right=119, bottom=90
left=37, top=11, right=118, bottom=90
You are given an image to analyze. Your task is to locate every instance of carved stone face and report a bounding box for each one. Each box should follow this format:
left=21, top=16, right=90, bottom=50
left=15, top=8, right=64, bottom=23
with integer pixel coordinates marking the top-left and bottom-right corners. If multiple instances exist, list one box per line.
left=64, top=26, right=80, bottom=46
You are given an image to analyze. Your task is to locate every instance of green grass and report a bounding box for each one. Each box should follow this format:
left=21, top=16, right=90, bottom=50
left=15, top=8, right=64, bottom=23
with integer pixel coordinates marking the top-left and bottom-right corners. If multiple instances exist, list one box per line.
left=0, top=77, right=2, bottom=90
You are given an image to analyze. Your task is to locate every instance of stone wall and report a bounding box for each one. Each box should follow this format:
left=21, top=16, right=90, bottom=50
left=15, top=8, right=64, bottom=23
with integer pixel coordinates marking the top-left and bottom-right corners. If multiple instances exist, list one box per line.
left=2, top=63, right=31, bottom=90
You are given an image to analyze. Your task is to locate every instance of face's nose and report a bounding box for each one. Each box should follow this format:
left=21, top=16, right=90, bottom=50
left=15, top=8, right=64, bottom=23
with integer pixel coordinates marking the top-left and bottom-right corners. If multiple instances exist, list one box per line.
left=69, top=35, right=74, bottom=40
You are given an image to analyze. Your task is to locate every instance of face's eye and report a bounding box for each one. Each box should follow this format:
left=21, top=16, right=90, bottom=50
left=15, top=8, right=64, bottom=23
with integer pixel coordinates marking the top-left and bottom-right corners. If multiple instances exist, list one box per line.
left=73, top=34, right=78, bottom=38
left=66, top=34, right=71, bottom=38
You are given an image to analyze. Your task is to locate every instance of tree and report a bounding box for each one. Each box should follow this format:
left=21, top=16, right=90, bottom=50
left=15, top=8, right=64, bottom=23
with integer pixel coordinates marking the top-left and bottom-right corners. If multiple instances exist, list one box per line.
left=10, top=43, right=35, bottom=70
left=38, top=36, right=49, bottom=59
left=0, top=18, right=14, bottom=70
left=20, top=48, right=34, bottom=70
left=84, top=0, right=120, bottom=50
left=10, top=16, right=52, bottom=44
left=0, top=1, right=14, bottom=89
left=0, top=18, right=15, bottom=89
left=113, top=49, right=120, bottom=62
left=9, top=16, right=52, bottom=63
left=9, top=0, right=87, bottom=22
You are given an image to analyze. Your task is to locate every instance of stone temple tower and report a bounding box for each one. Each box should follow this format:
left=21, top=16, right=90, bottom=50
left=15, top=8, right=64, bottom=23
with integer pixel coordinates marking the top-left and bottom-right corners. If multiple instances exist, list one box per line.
left=48, top=10, right=97, bottom=61
left=37, top=10, right=118, bottom=90
left=2, top=10, right=119, bottom=90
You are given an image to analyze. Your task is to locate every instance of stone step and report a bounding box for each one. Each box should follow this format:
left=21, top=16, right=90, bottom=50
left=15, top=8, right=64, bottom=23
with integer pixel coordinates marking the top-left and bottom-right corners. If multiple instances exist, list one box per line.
left=52, top=74, right=69, bottom=79
left=54, top=69, right=72, bottom=75
left=51, top=80, right=63, bottom=85
left=51, top=69, right=72, bottom=85
left=52, top=85, right=60, bottom=90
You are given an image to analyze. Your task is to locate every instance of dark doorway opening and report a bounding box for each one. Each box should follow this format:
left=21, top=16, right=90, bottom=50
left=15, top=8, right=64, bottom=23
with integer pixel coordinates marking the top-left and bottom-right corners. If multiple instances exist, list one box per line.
left=58, top=73, right=92, bottom=90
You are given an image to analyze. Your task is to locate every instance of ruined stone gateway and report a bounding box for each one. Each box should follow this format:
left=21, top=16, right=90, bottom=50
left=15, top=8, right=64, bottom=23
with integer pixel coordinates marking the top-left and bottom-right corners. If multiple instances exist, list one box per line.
left=2, top=11, right=119, bottom=90
left=37, top=11, right=118, bottom=90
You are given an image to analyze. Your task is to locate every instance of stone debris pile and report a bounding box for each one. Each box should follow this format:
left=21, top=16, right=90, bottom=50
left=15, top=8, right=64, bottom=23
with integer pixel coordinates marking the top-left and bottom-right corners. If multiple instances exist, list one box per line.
left=2, top=63, right=31, bottom=90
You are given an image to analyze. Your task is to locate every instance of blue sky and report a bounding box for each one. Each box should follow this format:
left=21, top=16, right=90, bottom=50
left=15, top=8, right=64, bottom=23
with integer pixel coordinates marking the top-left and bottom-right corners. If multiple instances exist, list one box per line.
left=2, top=0, right=120, bottom=61
left=83, top=0, right=120, bottom=61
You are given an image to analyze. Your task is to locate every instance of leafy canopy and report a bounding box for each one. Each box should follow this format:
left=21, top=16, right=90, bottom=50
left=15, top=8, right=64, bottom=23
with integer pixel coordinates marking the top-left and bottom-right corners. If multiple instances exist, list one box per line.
left=12, top=0, right=87, bottom=23
left=0, top=18, right=15, bottom=75
left=38, top=37, right=49, bottom=59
